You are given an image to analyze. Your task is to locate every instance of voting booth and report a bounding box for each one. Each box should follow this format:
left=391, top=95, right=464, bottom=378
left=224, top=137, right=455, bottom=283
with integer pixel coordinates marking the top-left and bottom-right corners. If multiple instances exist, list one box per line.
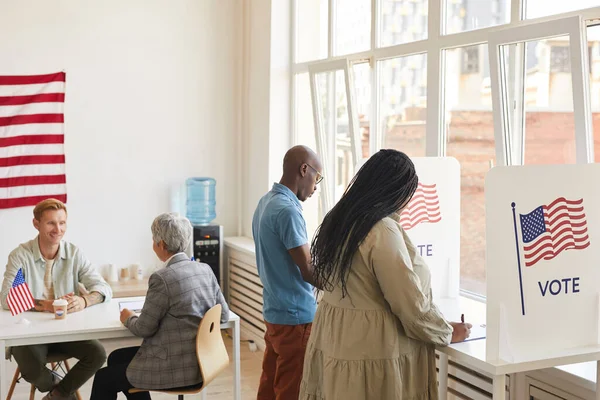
left=356, top=156, right=461, bottom=299
left=486, top=164, right=600, bottom=362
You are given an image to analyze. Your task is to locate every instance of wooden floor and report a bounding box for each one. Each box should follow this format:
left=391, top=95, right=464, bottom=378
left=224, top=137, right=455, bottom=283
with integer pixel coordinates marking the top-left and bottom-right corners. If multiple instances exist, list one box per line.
left=3, top=333, right=263, bottom=399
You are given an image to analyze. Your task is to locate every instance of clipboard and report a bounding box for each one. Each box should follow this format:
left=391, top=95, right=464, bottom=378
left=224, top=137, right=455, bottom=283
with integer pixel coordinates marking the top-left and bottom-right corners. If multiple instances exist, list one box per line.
left=118, top=300, right=144, bottom=313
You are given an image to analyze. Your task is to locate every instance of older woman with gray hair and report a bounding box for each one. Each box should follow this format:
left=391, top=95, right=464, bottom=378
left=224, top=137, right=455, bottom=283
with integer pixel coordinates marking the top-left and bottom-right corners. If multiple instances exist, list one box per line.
left=90, top=213, right=230, bottom=400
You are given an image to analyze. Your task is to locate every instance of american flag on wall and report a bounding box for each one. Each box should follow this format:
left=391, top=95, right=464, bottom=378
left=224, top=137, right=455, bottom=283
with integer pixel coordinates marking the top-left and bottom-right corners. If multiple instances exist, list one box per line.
left=0, top=72, right=66, bottom=209
left=399, top=182, right=442, bottom=230
left=519, top=197, right=590, bottom=267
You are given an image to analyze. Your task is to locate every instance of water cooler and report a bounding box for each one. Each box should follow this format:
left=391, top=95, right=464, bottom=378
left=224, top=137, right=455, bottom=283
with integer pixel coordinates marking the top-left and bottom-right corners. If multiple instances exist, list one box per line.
left=192, top=225, right=224, bottom=288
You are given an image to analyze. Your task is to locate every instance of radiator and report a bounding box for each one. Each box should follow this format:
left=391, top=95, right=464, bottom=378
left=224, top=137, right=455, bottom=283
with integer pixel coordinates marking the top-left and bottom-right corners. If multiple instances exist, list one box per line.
left=225, top=240, right=267, bottom=347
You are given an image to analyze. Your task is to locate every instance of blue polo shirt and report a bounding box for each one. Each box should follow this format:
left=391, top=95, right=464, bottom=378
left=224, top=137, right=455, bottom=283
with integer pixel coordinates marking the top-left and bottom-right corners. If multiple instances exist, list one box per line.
left=252, top=183, right=316, bottom=325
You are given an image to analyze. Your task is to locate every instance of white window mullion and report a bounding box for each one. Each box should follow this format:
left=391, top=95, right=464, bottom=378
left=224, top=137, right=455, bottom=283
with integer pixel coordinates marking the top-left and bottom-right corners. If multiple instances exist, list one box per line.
left=328, top=0, right=335, bottom=58
left=511, top=0, right=523, bottom=23
left=425, top=0, right=443, bottom=157
left=369, top=0, right=380, bottom=156
left=571, top=18, right=594, bottom=163
left=370, top=59, right=380, bottom=156
left=508, top=0, right=525, bottom=165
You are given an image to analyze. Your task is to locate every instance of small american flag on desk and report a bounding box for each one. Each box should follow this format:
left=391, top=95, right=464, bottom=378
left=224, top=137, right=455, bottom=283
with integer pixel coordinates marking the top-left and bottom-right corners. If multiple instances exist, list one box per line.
left=399, top=182, right=441, bottom=230
left=7, top=268, right=35, bottom=316
left=0, top=72, right=67, bottom=209
left=519, top=197, right=590, bottom=267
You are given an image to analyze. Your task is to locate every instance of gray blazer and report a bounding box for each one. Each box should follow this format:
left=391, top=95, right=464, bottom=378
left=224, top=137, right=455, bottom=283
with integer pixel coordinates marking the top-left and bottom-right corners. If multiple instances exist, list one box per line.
left=124, top=254, right=229, bottom=390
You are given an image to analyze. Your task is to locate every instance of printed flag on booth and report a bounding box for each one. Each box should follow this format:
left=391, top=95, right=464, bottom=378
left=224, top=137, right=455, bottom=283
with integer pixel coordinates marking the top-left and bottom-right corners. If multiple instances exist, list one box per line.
left=399, top=182, right=441, bottom=230
left=519, top=197, right=590, bottom=267
left=7, top=268, right=35, bottom=316
left=0, top=72, right=67, bottom=209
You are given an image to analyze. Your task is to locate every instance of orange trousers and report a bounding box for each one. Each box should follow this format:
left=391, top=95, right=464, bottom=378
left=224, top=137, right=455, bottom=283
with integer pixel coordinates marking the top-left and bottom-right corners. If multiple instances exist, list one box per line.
left=257, top=321, right=312, bottom=400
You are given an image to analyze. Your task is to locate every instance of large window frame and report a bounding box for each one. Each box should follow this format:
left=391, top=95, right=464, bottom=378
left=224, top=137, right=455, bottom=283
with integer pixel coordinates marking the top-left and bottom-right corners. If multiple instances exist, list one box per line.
left=309, top=59, right=362, bottom=212
left=291, top=0, right=600, bottom=300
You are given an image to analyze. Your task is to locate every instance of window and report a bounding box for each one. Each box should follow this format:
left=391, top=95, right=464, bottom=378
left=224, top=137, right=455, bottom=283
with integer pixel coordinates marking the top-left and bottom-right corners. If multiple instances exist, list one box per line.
left=296, top=0, right=328, bottom=63
left=444, top=44, right=493, bottom=295
left=379, top=54, right=427, bottom=156
left=444, top=0, right=510, bottom=34
left=590, top=25, right=600, bottom=162
left=379, top=0, right=428, bottom=47
left=550, top=45, right=570, bottom=73
left=352, top=62, right=372, bottom=159
left=462, top=46, right=480, bottom=74
left=334, top=0, right=371, bottom=55
left=292, top=0, right=600, bottom=298
left=526, top=0, right=600, bottom=19
left=294, top=73, right=321, bottom=240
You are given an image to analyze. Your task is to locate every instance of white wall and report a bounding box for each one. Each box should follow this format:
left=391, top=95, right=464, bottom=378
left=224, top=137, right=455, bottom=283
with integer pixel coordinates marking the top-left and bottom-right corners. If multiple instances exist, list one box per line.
left=242, top=0, right=272, bottom=239
left=241, top=0, right=292, bottom=238
left=0, top=0, right=242, bottom=274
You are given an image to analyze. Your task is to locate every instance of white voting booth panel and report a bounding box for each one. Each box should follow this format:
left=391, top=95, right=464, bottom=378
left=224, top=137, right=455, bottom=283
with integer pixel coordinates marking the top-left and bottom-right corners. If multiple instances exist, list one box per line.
left=356, top=156, right=460, bottom=299
left=486, top=164, right=600, bottom=363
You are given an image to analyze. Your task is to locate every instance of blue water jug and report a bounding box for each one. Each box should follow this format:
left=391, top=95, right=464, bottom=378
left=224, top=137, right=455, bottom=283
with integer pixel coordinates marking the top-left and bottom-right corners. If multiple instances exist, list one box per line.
left=186, top=177, right=216, bottom=225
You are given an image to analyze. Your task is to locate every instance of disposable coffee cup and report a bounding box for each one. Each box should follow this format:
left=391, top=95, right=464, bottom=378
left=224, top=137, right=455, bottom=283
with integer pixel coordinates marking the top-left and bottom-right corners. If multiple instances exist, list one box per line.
left=52, top=299, right=68, bottom=320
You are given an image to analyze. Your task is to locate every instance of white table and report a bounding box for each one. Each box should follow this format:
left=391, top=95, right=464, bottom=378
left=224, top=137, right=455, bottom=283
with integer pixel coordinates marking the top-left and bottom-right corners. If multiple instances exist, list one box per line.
left=0, top=297, right=241, bottom=400
left=436, top=297, right=600, bottom=400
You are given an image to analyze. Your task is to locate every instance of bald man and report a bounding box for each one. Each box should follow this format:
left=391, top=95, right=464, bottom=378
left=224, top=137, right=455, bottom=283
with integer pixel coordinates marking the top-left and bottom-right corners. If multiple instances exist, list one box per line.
left=252, top=145, right=323, bottom=400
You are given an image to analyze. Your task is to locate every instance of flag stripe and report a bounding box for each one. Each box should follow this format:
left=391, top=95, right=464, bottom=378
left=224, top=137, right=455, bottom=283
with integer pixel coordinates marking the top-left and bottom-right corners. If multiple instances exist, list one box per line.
left=401, top=215, right=442, bottom=230
left=546, top=197, right=583, bottom=209
left=0, top=114, right=64, bottom=127
left=0, top=102, right=63, bottom=118
left=0, top=144, right=64, bottom=158
left=0, top=123, right=63, bottom=138
left=0, top=163, right=65, bottom=179
left=0, top=82, right=65, bottom=97
left=0, top=155, right=64, bottom=167
left=0, top=193, right=67, bottom=209
left=0, top=183, right=67, bottom=199
left=399, top=208, right=441, bottom=223
left=0, top=93, right=64, bottom=106
left=0, top=174, right=66, bottom=188
left=400, top=203, right=441, bottom=217
left=0, top=72, right=65, bottom=86
left=0, top=134, right=64, bottom=148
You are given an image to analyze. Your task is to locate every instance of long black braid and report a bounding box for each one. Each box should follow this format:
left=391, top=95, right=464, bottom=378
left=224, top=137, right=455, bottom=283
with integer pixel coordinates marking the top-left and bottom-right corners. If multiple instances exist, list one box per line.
left=310, top=149, right=419, bottom=298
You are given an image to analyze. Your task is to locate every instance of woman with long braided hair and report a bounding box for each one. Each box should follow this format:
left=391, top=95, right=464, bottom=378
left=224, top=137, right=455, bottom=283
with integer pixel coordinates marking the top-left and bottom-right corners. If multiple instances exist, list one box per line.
left=299, top=149, right=471, bottom=400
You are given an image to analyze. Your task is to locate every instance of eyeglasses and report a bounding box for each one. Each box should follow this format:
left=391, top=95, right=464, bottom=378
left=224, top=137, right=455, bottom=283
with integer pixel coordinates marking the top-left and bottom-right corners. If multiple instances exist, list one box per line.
left=306, top=163, right=324, bottom=184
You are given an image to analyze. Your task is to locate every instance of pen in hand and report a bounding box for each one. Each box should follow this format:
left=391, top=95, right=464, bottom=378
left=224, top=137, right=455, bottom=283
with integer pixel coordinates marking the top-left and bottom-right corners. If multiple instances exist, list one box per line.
left=461, top=313, right=464, bottom=323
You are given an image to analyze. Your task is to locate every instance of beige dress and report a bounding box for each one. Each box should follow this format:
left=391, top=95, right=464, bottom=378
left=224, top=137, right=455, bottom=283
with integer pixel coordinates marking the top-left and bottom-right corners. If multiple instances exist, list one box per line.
left=299, top=214, right=453, bottom=400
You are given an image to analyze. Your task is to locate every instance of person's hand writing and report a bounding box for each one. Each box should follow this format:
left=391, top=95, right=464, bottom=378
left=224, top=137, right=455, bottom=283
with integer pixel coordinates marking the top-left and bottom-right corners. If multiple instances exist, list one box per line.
left=62, top=294, right=85, bottom=313
left=450, top=322, right=472, bottom=343
left=120, top=308, right=135, bottom=324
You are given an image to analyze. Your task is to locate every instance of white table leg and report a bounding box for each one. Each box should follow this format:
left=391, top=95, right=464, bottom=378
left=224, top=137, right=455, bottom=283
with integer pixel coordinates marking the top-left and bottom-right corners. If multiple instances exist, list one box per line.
left=233, top=320, right=241, bottom=400
left=438, top=352, right=448, bottom=400
left=596, top=360, right=600, bottom=400
left=0, top=340, right=6, bottom=400
left=200, top=388, right=208, bottom=400
left=493, top=374, right=506, bottom=400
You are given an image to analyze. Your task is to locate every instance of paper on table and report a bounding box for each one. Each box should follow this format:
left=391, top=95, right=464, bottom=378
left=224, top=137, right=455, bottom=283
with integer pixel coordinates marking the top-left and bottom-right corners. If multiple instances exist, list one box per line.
left=464, top=323, right=486, bottom=342
left=119, top=300, right=144, bottom=312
